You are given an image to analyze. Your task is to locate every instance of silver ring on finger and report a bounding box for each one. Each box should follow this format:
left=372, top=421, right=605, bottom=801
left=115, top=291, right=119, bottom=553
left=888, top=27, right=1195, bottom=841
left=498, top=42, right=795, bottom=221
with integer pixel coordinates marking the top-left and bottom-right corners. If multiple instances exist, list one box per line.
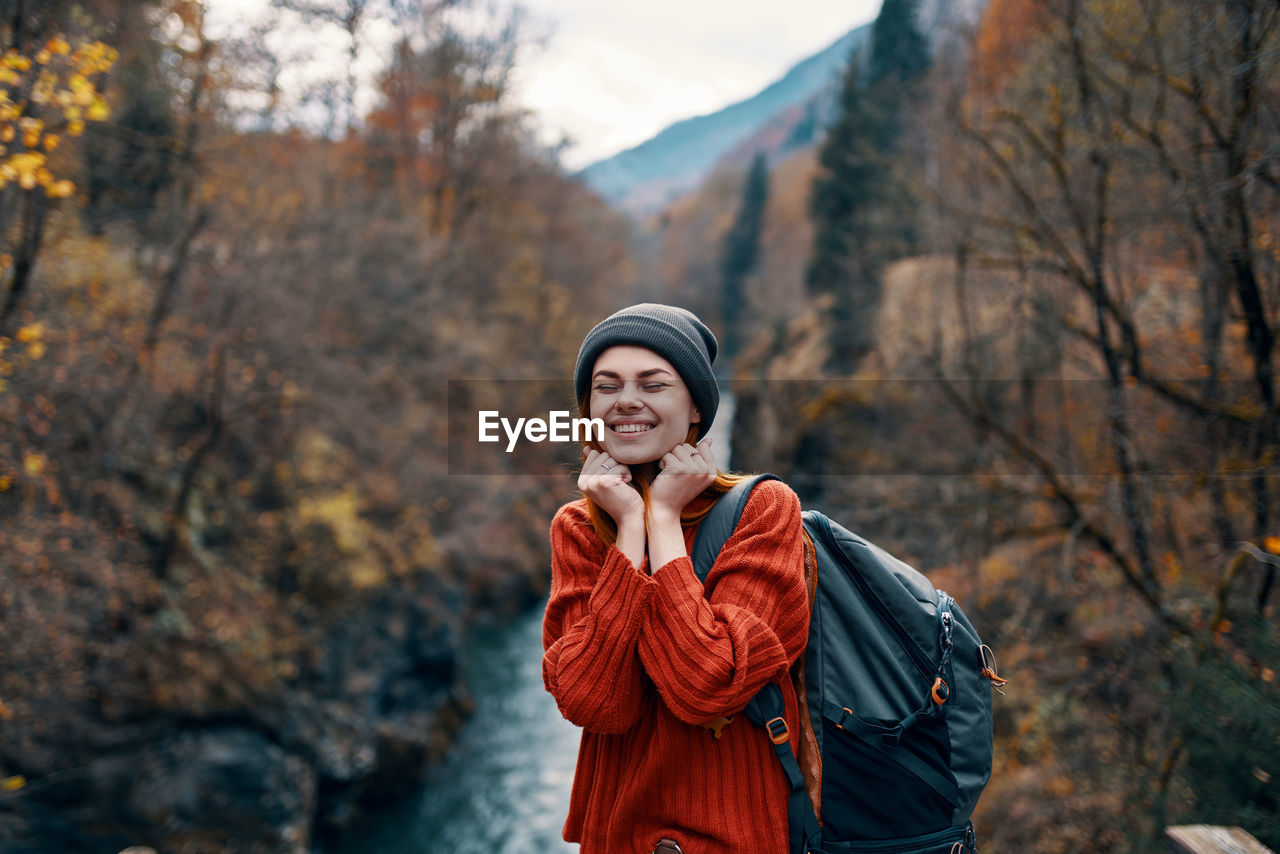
left=601, top=463, right=611, bottom=471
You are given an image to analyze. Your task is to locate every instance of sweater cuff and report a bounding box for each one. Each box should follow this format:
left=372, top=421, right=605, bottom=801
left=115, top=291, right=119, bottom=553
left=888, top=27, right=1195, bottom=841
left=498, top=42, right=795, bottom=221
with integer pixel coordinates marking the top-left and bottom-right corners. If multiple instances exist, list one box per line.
left=588, top=544, right=656, bottom=622
left=650, top=554, right=706, bottom=614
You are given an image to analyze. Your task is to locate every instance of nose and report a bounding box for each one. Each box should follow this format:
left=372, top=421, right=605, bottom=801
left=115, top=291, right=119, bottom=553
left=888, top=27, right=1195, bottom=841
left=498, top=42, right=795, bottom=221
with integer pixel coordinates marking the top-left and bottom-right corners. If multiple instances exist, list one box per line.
left=616, top=380, right=643, bottom=410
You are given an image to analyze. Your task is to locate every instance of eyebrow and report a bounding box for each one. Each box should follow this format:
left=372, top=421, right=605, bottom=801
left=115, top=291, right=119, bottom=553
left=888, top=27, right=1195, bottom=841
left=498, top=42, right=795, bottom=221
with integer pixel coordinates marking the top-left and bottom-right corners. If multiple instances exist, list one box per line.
left=592, top=368, right=676, bottom=380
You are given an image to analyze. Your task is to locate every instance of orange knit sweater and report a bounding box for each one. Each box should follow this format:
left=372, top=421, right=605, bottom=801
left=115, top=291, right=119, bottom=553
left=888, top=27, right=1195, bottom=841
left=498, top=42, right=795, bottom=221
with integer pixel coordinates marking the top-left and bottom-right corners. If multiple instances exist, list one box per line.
left=541, top=479, right=809, bottom=854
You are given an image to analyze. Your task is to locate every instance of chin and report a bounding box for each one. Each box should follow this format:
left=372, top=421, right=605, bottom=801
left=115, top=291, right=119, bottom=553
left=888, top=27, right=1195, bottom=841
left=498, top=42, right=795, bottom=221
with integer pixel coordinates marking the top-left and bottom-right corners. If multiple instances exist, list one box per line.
left=606, top=447, right=659, bottom=466
left=600, top=425, right=691, bottom=465
left=602, top=437, right=670, bottom=466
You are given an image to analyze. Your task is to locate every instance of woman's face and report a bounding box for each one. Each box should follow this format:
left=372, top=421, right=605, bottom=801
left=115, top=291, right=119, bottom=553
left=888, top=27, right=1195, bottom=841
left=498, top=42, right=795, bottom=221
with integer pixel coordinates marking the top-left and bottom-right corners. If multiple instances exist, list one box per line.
left=588, top=345, right=701, bottom=465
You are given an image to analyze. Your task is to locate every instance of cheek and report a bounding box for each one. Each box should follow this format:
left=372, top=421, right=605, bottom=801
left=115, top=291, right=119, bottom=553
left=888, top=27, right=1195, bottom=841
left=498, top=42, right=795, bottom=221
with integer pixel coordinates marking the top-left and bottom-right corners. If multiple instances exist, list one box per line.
left=679, top=396, right=700, bottom=426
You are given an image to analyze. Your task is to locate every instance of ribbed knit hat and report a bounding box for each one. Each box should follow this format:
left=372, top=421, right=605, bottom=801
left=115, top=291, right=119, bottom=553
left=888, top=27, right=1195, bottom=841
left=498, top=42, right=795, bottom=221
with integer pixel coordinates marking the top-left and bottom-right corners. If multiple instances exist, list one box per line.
left=574, top=303, right=719, bottom=440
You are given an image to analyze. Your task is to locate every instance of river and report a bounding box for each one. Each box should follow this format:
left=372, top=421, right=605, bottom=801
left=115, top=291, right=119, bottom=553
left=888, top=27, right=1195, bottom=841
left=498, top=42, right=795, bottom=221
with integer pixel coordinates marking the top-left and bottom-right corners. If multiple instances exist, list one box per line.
left=327, top=604, right=580, bottom=854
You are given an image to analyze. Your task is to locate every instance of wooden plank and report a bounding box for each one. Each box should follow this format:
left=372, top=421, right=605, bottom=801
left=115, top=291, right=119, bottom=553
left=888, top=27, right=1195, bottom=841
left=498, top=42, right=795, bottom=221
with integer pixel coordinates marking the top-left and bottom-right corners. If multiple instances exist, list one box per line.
left=1167, top=825, right=1274, bottom=854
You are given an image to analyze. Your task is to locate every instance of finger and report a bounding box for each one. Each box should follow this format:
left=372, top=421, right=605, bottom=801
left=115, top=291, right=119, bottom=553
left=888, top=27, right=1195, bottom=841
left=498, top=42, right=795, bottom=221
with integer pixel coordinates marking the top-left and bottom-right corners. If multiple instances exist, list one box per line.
left=695, top=437, right=716, bottom=470
left=659, top=450, right=689, bottom=472
left=670, top=443, right=699, bottom=463
left=675, top=443, right=712, bottom=473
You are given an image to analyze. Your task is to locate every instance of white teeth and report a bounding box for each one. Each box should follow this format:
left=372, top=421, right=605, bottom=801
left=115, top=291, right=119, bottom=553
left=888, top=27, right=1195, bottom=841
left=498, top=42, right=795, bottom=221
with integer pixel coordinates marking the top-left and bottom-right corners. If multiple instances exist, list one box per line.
left=613, top=423, right=653, bottom=434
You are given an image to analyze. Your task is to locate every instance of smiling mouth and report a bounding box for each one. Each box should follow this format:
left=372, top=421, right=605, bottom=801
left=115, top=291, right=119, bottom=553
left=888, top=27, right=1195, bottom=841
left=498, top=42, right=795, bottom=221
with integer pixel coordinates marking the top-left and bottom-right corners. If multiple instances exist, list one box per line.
left=611, top=423, right=655, bottom=434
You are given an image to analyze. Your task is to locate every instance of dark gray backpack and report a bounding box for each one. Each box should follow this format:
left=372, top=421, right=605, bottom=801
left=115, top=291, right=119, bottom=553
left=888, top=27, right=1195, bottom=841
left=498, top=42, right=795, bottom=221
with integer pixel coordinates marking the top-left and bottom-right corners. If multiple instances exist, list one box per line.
left=690, top=475, right=1006, bottom=854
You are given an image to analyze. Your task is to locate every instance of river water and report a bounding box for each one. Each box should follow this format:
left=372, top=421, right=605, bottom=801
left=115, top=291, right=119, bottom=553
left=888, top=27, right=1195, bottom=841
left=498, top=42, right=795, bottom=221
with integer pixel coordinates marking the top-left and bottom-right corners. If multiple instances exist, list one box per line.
left=327, top=604, right=580, bottom=854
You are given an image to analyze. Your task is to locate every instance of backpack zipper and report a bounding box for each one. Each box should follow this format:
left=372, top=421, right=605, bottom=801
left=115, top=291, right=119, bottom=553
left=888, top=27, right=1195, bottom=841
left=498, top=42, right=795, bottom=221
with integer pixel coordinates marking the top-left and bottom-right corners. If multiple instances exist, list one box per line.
left=808, top=512, right=936, bottom=680
left=833, top=822, right=974, bottom=852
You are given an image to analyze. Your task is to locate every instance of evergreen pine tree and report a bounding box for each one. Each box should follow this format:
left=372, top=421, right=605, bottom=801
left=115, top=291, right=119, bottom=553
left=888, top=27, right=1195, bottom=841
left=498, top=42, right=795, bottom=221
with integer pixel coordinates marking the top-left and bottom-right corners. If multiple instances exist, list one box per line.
left=806, top=56, right=882, bottom=371
left=871, top=0, right=931, bottom=90
left=806, top=0, right=930, bottom=373
left=719, top=153, right=770, bottom=365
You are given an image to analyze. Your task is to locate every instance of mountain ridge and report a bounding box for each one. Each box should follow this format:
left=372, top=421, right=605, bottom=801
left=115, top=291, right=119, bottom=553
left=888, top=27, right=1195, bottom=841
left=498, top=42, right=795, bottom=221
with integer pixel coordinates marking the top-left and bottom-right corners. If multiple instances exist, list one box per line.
left=576, top=24, right=869, bottom=214
left=575, top=0, right=989, bottom=216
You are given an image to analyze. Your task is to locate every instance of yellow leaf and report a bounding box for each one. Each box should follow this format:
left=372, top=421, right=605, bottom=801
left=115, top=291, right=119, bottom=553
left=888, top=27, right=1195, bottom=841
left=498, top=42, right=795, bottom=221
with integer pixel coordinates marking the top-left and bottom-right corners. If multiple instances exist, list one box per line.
left=15, top=323, right=41, bottom=342
left=47, top=179, right=74, bottom=198
left=42, top=133, right=58, bottom=151
left=47, top=37, right=71, bottom=56
left=70, top=77, right=93, bottom=106
left=35, top=50, right=50, bottom=65
left=86, top=98, right=109, bottom=122
left=27, top=341, right=45, bottom=360
left=0, top=474, right=10, bottom=490
left=0, top=776, right=24, bottom=791
left=23, top=453, right=45, bottom=476
left=1265, top=536, right=1280, bottom=554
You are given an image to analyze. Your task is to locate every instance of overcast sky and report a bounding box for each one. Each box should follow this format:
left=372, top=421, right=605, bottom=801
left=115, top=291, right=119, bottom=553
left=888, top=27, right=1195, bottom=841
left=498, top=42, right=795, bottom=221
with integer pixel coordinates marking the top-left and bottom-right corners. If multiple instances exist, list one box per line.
left=507, top=1, right=880, bottom=169
left=207, top=1, right=881, bottom=171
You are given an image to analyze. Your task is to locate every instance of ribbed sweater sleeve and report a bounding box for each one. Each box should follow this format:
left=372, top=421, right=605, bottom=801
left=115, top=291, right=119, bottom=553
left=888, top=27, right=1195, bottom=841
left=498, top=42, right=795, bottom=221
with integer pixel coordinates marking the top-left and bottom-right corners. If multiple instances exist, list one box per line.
left=638, top=479, right=808, bottom=725
left=542, top=501, right=657, bottom=734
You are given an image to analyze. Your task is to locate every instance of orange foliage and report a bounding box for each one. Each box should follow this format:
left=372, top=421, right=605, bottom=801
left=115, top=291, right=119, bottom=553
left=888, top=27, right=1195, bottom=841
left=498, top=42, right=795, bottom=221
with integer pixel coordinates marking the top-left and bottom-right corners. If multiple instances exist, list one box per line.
left=970, top=0, right=1055, bottom=97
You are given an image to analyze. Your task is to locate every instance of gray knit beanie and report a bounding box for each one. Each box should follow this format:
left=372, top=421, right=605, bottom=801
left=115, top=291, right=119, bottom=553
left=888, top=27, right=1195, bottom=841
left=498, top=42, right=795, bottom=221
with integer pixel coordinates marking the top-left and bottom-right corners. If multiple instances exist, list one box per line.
left=574, top=303, right=719, bottom=440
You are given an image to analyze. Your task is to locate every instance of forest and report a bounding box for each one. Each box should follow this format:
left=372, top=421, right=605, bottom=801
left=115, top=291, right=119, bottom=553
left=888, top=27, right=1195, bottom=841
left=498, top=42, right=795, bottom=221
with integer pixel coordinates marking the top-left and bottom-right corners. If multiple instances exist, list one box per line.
left=0, top=0, right=1276, bottom=852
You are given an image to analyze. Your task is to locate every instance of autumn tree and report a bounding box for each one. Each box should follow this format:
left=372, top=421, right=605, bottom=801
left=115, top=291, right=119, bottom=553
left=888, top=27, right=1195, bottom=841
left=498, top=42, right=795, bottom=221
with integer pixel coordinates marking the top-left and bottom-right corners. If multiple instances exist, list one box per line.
left=921, top=0, right=1280, bottom=847
left=81, top=18, right=179, bottom=233
left=0, top=0, right=632, bottom=847
left=363, top=13, right=515, bottom=234
left=0, top=26, right=115, bottom=331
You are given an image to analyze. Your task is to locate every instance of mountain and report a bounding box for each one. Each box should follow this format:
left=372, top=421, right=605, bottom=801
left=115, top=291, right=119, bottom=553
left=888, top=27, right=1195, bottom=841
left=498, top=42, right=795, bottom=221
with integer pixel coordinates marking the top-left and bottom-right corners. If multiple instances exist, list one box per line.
left=576, top=0, right=989, bottom=216
left=576, top=25, right=869, bottom=215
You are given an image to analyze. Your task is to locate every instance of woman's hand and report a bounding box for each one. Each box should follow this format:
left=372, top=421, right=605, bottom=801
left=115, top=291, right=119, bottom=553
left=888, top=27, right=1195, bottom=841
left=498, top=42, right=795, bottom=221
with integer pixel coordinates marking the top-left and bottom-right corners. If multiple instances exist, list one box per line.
left=578, top=447, right=644, bottom=522
left=648, top=438, right=716, bottom=521
left=578, top=447, right=647, bottom=568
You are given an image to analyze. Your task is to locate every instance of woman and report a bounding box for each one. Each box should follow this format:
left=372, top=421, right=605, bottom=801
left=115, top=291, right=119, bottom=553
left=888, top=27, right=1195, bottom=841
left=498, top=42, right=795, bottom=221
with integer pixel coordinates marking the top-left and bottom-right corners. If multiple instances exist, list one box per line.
left=541, top=303, right=809, bottom=854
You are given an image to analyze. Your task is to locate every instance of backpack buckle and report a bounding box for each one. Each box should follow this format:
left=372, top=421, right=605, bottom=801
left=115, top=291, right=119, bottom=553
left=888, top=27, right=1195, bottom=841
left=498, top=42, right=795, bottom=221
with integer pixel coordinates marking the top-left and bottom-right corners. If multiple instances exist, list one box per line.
left=931, top=677, right=950, bottom=706
left=703, top=715, right=734, bottom=739
left=764, top=716, right=789, bottom=745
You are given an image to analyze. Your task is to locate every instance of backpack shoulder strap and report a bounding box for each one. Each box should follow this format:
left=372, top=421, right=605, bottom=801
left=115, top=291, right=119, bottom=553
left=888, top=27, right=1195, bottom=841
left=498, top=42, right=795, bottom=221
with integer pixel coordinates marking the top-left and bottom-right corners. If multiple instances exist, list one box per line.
left=688, top=472, right=821, bottom=853
left=690, top=473, right=780, bottom=583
